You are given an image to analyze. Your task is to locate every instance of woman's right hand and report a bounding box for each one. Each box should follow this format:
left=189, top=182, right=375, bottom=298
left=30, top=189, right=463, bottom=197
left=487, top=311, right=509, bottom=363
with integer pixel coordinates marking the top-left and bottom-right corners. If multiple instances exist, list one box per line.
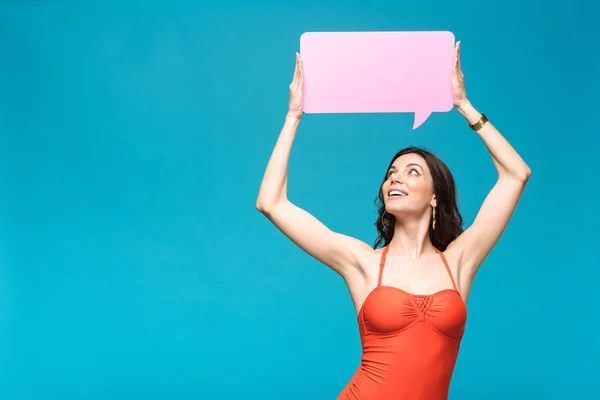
left=287, top=53, right=304, bottom=119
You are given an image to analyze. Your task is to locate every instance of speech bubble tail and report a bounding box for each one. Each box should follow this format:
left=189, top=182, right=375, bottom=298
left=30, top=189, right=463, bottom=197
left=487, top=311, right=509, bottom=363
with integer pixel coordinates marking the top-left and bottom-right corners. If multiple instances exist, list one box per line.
left=413, top=111, right=432, bottom=130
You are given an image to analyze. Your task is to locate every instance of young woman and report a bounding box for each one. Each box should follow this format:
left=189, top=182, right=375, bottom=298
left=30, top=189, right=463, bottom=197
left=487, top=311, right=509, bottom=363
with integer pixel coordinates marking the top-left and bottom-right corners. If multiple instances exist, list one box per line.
left=256, top=41, right=531, bottom=399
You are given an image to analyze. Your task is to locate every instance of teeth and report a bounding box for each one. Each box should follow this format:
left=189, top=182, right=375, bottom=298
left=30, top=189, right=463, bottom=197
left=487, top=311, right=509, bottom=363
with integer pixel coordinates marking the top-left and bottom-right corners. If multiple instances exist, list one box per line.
left=390, top=190, right=406, bottom=197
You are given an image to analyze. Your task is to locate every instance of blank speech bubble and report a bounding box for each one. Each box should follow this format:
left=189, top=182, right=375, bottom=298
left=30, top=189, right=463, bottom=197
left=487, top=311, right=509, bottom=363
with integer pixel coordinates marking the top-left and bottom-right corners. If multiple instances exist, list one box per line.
left=300, top=31, right=455, bottom=129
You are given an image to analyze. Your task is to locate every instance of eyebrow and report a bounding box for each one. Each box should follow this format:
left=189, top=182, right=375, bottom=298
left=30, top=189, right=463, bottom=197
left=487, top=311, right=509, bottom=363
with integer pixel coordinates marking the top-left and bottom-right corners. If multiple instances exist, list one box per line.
left=389, top=163, right=423, bottom=171
left=406, top=163, right=423, bottom=170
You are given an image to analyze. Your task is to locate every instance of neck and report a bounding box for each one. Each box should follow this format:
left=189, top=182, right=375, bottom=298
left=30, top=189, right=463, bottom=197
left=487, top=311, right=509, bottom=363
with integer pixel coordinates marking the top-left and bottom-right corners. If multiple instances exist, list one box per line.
left=388, top=215, right=434, bottom=259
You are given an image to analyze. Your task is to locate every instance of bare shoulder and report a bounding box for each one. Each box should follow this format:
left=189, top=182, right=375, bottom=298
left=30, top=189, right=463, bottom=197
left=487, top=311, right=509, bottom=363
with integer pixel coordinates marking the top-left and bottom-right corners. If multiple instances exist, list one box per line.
left=443, top=240, right=476, bottom=300
left=335, top=235, right=379, bottom=281
left=342, top=235, right=376, bottom=270
left=335, top=238, right=385, bottom=304
left=441, top=241, right=463, bottom=272
left=346, top=239, right=388, bottom=280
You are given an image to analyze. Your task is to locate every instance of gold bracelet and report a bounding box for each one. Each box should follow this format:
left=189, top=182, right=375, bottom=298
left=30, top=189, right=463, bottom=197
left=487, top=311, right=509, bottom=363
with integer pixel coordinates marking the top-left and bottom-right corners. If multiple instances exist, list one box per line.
left=469, top=114, right=488, bottom=131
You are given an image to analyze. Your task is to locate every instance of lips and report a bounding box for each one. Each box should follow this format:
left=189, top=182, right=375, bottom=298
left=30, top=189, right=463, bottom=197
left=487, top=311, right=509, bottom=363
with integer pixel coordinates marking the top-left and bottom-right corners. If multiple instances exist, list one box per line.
left=388, top=187, right=408, bottom=198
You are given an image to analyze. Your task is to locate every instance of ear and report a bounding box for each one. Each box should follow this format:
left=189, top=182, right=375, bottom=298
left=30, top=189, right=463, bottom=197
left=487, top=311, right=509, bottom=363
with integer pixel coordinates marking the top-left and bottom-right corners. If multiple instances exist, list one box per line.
left=430, top=195, right=437, bottom=208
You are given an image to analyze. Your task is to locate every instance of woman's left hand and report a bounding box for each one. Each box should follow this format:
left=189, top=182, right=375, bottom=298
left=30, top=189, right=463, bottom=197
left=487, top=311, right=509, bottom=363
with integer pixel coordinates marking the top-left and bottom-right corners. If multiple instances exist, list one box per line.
left=452, top=41, right=469, bottom=108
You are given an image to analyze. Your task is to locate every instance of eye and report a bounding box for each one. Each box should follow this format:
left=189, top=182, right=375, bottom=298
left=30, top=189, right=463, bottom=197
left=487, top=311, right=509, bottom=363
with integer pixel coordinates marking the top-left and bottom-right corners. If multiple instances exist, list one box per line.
left=408, top=168, right=419, bottom=176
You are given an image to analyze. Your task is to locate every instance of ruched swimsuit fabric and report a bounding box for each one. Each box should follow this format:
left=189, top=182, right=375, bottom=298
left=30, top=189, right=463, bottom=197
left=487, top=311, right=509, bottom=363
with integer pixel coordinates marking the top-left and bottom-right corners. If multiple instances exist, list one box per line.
left=337, top=245, right=467, bottom=400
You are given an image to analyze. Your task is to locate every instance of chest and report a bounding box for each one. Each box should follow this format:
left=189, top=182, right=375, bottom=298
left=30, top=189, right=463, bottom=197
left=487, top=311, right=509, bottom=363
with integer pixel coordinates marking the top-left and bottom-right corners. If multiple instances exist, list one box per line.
left=361, top=286, right=467, bottom=339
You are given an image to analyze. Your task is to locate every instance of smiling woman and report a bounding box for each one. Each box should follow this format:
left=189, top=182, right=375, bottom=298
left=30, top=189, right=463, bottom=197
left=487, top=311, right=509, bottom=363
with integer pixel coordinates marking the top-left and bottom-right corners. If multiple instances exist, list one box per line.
left=375, top=147, right=464, bottom=251
left=256, top=43, right=531, bottom=400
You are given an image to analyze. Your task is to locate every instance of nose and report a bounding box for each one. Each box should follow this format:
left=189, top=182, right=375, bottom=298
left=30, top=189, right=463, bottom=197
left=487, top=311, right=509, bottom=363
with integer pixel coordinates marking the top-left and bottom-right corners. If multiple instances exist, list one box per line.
left=390, top=172, right=402, bottom=184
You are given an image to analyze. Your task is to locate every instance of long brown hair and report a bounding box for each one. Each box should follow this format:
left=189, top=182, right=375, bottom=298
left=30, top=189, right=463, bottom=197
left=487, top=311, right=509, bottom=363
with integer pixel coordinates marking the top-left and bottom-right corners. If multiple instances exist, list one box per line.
left=373, top=147, right=464, bottom=251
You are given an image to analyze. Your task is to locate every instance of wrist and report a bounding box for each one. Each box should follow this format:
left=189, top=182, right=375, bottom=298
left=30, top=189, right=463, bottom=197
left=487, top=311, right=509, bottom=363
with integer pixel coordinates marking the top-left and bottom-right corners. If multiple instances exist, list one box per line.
left=455, top=99, right=472, bottom=113
left=456, top=101, right=482, bottom=125
left=286, top=111, right=303, bottom=123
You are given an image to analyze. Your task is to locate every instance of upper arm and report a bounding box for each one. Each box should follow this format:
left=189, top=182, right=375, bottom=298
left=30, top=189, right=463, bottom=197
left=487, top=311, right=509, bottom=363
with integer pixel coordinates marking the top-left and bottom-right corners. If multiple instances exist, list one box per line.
left=257, top=199, right=370, bottom=277
left=447, top=175, right=530, bottom=279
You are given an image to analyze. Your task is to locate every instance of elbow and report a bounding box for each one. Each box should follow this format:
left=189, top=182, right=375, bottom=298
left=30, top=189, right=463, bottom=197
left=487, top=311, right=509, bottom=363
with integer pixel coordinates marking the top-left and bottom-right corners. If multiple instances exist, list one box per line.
left=256, top=201, right=268, bottom=214
left=255, top=198, right=276, bottom=215
left=512, top=166, right=532, bottom=183
left=520, top=165, right=532, bottom=182
left=256, top=185, right=287, bottom=214
left=256, top=199, right=268, bottom=214
left=256, top=195, right=286, bottom=215
left=500, top=165, right=531, bottom=184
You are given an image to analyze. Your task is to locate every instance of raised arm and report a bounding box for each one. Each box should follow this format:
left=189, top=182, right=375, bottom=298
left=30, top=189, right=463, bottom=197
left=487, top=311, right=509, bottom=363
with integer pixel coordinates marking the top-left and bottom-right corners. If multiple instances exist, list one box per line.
left=256, top=53, right=369, bottom=276
left=446, top=41, right=532, bottom=282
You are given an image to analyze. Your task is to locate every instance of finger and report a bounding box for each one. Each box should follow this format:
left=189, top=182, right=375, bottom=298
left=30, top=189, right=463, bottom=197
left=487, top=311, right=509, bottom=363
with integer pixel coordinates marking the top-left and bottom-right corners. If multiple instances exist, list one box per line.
left=293, top=55, right=304, bottom=91
left=457, top=43, right=464, bottom=79
left=452, top=43, right=459, bottom=72
left=452, top=57, right=459, bottom=81
left=454, top=43, right=462, bottom=78
left=298, top=56, right=304, bottom=82
left=291, top=53, right=299, bottom=84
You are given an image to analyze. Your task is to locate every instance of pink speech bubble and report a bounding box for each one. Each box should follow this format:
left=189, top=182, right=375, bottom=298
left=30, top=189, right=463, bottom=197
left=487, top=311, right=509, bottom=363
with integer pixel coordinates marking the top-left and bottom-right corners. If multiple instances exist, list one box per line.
left=300, top=31, right=455, bottom=129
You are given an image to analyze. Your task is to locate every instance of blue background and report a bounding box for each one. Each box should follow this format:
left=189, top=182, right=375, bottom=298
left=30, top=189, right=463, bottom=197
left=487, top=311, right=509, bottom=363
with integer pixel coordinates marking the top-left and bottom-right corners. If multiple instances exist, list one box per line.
left=0, top=0, right=598, bottom=399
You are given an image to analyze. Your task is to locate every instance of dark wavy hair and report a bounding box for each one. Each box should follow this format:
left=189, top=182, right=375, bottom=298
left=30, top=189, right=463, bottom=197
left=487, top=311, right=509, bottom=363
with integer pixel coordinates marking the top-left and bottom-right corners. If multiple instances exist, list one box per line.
left=373, top=147, right=464, bottom=251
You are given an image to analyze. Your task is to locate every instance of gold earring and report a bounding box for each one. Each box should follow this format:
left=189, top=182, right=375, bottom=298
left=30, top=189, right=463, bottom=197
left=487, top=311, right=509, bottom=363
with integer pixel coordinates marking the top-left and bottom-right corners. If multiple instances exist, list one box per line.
left=432, top=206, right=436, bottom=230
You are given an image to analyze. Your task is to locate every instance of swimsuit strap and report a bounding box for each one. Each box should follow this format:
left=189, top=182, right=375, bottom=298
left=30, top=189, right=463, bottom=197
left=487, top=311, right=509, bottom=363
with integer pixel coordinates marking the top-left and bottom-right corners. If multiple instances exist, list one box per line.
left=377, top=245, right=390, bottom=287
left=434, top=247, right=458, bottom=291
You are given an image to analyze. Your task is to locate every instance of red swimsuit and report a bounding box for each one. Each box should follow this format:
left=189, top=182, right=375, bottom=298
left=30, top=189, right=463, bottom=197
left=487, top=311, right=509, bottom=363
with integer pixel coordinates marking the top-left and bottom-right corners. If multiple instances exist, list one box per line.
left=337, top=245, right=468, bottom=400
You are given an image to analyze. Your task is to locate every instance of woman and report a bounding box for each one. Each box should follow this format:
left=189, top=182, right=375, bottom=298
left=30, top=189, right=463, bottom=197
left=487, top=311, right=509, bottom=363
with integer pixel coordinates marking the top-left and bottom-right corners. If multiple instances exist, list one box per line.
left=256, top=41, right=531, bottom=399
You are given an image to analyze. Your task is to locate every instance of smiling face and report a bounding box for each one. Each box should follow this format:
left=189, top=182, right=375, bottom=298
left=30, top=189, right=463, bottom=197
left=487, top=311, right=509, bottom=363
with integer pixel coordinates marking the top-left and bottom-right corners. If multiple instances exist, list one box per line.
left=381, top=153, right=437, bottom=218
left=374, top=147, right=464, bottom=250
